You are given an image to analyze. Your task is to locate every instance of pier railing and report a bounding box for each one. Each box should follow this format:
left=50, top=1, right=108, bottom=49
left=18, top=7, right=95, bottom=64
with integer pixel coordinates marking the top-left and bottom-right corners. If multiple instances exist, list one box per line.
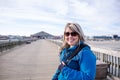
left=49, top=39, right=120, bottom=79
left=0, top=38, right=38, bottom=53
left=92, top=47, right=120, bottom=78
left=0, top=41, right=25, bottom=52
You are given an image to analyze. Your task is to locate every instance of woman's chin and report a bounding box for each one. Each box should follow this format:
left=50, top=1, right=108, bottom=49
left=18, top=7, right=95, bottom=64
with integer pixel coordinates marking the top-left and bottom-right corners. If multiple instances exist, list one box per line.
left=68, top=43, right=75, bottom=46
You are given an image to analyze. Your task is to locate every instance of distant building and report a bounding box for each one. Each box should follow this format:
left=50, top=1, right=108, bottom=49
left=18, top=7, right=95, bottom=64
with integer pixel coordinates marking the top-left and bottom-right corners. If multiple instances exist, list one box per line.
left=0, top=35, right=9, bottom=40
left=31, top=31, right=55, bottom=39
left=92, top=36, right=112, bottom=41
left=113, top=35, right=120, bottom=40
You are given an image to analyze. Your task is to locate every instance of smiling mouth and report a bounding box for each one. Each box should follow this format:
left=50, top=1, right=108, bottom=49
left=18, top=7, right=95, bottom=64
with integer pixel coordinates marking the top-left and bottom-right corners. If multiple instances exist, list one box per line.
left=69, top=39, right=75, bottom=42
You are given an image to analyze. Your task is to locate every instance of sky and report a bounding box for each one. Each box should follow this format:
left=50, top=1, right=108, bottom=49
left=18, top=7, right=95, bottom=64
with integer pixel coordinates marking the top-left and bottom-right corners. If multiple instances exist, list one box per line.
left=0, top=0, right=120, bottom=36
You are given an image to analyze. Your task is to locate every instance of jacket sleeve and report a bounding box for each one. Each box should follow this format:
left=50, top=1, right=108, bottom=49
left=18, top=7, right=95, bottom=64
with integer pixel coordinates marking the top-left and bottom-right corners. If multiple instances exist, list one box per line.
left=61, top=49, right=96, bottom=80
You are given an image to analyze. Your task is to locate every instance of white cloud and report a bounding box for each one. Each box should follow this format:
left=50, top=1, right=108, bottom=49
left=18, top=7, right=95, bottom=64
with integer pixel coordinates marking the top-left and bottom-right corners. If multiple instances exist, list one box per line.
left=0, top=0, right=120, bottom=36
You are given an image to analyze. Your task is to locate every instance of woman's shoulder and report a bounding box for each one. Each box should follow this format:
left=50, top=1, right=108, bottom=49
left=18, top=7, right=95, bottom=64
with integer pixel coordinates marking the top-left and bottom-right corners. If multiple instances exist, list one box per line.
left=72, top=44, right=90, bottom=60
left=81, top=45, right=96, bottom=59
left=77, top=44, right=95, bottom=56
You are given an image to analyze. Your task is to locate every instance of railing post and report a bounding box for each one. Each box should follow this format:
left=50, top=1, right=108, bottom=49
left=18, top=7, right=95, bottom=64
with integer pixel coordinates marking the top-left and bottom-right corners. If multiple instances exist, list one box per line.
left=118, top=58, right=120, bottom=78
left=107, top=55, right=110, bottom=73
left=101, top=53, right=104, bottom=62
left=112, top=56, right=114, bottom=75
left=114, top=56, right=117, bottom=76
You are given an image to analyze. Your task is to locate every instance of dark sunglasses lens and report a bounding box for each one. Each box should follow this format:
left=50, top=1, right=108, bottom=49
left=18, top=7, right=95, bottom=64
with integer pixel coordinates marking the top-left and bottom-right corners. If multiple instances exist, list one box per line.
left=71, top=32, right=78, bottom=36
left=64, top=32, right=70, bottom=36
left=64, top=32, right=78, bottom=36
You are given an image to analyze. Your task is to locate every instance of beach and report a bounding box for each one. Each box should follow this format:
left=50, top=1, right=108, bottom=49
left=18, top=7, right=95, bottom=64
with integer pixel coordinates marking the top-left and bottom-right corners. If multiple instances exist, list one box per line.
left=86, top=40, right=120, bottom=52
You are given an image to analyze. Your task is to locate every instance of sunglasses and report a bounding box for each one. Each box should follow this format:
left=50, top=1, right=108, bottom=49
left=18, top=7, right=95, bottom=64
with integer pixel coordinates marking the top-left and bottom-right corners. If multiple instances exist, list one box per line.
left=64, top=32, right=78, bottom=37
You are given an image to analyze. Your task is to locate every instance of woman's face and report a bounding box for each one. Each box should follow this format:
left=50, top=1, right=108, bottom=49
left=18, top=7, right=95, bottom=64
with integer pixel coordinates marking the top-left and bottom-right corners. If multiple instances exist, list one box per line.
left=64, top=27, right=79, bottom=47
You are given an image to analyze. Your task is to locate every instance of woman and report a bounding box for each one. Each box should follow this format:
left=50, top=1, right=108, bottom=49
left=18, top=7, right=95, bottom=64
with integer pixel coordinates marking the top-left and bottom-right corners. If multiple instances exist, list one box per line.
left=52, top=23, right=96, bottom=80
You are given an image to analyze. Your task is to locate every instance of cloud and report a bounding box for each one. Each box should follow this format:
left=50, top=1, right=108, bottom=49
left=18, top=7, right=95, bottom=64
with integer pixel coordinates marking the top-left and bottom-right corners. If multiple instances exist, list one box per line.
left=0, top=0, right=120, bottom=36
left=67, top=0, right=120, bottom=36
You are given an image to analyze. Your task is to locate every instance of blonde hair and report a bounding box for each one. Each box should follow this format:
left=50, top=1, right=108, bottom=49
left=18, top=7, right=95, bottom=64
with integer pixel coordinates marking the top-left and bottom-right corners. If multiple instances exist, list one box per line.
left=60, top=23, right=85, bottom=51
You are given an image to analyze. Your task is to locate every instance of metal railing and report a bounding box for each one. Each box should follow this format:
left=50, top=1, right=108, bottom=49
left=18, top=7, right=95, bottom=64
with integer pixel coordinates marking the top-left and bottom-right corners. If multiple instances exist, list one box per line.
left=0, top=41, right=25, bottom=52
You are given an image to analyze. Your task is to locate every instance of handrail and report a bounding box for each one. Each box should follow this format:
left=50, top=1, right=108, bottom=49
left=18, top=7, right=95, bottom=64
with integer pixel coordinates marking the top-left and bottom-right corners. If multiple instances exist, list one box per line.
left=0, top=41, right=25, bottom=52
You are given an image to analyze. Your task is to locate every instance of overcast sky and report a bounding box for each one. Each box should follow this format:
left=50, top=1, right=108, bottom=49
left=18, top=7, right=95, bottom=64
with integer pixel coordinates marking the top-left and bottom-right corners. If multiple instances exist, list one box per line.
left=0, top=0, right=120, bottom=36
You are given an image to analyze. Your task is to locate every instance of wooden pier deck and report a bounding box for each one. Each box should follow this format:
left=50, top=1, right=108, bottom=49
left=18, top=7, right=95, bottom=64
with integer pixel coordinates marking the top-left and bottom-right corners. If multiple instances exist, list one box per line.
left=0, top=40, right=59, bottom=80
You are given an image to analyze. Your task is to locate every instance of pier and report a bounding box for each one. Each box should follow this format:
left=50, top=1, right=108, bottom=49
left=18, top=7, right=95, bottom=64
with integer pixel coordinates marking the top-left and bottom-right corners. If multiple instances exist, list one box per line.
left=0, top=40, right=59, bottom=80
left=0, top=39, right=120, bottom=80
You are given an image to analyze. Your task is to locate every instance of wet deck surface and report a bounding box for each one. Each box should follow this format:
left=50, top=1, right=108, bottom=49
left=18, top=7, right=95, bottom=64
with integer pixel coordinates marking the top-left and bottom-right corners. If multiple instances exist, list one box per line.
left=0, top=40, right=59, bottom=80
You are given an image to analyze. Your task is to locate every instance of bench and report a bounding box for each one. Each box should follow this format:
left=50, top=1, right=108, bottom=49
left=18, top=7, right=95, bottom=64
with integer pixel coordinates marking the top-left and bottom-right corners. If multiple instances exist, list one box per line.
left=95, top=60, right=110, bottom=80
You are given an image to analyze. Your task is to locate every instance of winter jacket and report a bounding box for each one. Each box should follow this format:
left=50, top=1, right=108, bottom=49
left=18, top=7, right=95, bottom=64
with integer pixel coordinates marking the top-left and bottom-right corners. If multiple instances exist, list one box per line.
left=52, top=42, right=96, bottom=80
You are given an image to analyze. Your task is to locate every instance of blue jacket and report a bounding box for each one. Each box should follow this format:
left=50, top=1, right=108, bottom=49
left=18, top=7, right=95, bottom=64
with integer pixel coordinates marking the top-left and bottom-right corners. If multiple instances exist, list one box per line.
left=52, top=42, right=96, bottom=80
